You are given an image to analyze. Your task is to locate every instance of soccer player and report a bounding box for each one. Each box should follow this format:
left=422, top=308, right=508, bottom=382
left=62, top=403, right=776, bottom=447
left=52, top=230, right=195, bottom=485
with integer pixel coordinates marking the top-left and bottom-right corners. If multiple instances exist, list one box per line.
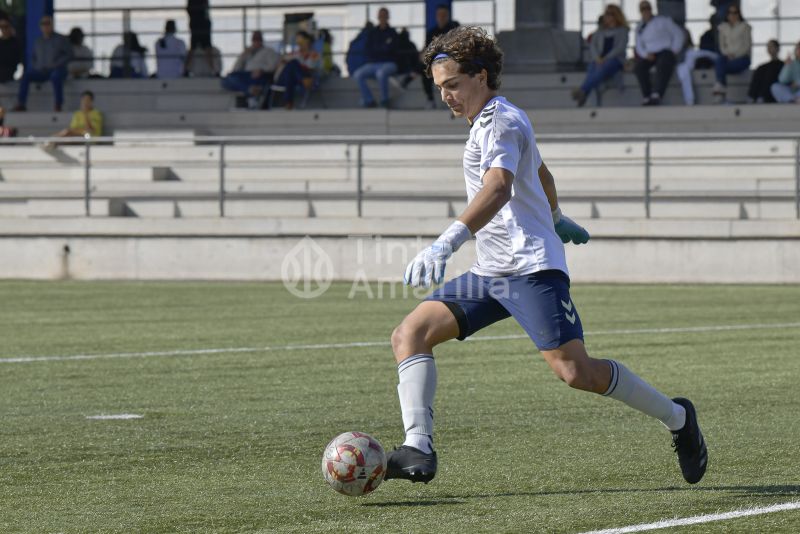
left=385, top=27, right=707, bottom=486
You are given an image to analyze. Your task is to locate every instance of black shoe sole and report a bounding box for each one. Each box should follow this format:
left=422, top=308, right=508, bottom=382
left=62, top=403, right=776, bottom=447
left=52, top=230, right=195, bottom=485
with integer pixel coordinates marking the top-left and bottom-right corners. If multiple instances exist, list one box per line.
left=385, top=446, right=437, bottom=483
left=386, top=465, right=436, bottom=483
left=672, top=397, right=708, bottom=484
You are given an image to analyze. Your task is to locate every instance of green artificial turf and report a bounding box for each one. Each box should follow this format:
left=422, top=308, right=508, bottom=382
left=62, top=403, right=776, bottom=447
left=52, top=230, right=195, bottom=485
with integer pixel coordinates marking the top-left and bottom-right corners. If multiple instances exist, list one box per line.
left=0, top=281, right=799, bottom=533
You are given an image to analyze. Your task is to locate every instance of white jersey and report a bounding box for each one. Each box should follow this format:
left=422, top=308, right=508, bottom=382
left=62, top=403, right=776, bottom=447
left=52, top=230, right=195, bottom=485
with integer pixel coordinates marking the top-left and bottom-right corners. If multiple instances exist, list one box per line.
left=462, top=96, right=569, bottom=277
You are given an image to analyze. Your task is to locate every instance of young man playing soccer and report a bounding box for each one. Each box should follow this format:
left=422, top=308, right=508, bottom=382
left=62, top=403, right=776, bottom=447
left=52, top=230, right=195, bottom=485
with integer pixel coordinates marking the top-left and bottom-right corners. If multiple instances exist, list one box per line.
left=385, top=27, right=707, bottom=486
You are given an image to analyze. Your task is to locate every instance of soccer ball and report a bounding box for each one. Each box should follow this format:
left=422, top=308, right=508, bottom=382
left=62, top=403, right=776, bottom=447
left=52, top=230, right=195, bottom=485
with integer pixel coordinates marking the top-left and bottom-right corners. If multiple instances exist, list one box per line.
left=321, top=431, right=387, bottom=496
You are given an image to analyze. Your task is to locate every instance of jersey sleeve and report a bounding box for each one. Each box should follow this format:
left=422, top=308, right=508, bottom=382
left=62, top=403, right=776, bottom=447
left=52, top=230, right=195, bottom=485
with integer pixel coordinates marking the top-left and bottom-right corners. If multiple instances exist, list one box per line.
left=479, top=112, right=526, bottom=177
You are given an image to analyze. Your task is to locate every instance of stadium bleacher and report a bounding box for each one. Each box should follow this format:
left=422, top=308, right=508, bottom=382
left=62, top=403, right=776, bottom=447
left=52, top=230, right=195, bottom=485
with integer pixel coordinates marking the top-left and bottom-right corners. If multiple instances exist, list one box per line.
left=2, top=3, right=799, bottom=282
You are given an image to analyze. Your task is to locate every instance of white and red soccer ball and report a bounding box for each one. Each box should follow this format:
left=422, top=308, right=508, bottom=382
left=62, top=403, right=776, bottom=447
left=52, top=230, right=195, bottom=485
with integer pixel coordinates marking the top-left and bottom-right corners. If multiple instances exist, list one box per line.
left=321, top=431, right=387, bottom=496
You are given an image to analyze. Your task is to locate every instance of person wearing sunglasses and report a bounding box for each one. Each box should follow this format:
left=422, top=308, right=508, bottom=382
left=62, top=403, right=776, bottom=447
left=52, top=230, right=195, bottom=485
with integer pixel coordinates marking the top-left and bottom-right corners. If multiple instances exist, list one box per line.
left=712, top=4, right=751, bottom=103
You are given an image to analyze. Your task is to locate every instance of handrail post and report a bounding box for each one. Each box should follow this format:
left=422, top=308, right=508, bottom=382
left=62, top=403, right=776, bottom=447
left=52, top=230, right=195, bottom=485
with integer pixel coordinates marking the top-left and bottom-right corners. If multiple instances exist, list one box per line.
left=492, top=0, right=497, bottom=36
left=356, top=142, right=363, bottom=218
left=84, top=138, right=91, bottom=217
left=795, top=139, right=799, bottom=220
left=242, top=7, right=248, bottom=52
left=644, top=139, right=651, bottom=219
left=219, top=142, right=226, bottom=217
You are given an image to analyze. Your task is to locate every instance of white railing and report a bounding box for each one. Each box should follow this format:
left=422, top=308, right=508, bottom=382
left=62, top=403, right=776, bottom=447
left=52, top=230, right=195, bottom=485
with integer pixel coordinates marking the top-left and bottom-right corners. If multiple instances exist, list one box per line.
left=1, top=132, right=798, bottom=219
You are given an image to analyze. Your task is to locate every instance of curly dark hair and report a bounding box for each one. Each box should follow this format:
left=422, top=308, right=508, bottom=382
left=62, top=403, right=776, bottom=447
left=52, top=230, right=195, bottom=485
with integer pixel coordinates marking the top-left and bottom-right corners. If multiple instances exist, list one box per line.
left=422, top=26, right=503, bottom=90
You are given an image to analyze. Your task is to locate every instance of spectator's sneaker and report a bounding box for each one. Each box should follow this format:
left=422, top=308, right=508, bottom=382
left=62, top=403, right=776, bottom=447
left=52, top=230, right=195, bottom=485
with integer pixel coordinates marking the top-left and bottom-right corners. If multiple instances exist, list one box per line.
left=671, top=397, right=708, bottom=484
left=385, top=445, right=437, bottom=483
left=54, top=104, right=62, bottom=112
left=363, top=101, right=377, bottom=109
left=644, top=96, right=661, bottom=106
left=573, top=89, right=588, bottom=107
left=12, top=104, right=26, bottom=112
left=380, top=100, right=391, bottom=109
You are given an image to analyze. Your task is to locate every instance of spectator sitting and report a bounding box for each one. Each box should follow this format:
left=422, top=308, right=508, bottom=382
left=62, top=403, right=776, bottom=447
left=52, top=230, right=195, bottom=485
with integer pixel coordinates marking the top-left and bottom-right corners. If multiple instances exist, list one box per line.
left=346, top=21, right=373, bottom=77
left=712, top=4, right=751, bottom=103
left=352, top=7, right=400, bottom=108
left=110, top=31, right=148, bottom=78
left=155, top=20, right=187, bottom=79
left=221, top=31, right=279, bottom=109
left=67, top=27, right=93, bottom=79
left=771, top=41, right=800, bottom=104
left=53, top=90, right=102, bottom=138
left=14, top=15, right=72, bottom=112
left=185, top=42, right=221, bottom=77
left=0, top=11, right=21, bottom=83
left=572, top=4, right=628, bottom=107
left=0, top=104, right=17, bottom=137
left=748, top=40, right=782, bottom=103
left=675, top=17, right=719, bottom=105
left=270, top=30, right=321, bottom=110
left=634, top=0, right=685, bottom=106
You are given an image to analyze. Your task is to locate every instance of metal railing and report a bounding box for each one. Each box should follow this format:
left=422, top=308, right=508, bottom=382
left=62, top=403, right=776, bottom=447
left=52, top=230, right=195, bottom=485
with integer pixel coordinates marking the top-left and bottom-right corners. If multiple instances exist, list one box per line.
left=1, top=132, right=799, bottom=219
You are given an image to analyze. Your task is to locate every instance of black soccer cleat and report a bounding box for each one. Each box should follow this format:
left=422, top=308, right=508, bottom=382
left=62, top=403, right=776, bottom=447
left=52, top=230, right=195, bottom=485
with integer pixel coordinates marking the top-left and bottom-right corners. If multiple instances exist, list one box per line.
left=384, top=445, right=437, bottom=484
left=671, top=397, right=708, bottom=484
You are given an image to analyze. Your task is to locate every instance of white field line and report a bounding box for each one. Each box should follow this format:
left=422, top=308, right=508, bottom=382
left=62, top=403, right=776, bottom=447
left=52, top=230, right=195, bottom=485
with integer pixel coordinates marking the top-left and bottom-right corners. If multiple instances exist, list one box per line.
left=580, top=501, right=800, bottom=534
left=1, top=321, right=799, bottom=365
left=85, top=414, right=143, bottom=420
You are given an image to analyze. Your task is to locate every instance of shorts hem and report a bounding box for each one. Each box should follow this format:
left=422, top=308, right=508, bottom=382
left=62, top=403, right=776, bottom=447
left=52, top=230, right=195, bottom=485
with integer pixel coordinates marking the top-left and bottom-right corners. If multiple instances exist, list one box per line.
left=439, top=300, right=470, bottom=341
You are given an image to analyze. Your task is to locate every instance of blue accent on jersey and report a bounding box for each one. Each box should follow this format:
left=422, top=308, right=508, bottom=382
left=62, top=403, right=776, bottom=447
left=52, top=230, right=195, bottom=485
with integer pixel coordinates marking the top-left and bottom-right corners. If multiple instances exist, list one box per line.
left=425, top=270, right=584, bottom=350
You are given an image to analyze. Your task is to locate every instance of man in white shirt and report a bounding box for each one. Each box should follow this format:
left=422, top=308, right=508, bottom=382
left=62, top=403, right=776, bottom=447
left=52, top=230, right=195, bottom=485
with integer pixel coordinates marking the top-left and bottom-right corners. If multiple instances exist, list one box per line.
left=384, top=26, right=707, bottom=488
left=634, top=0, right=686, bottom=105
left=155, top=20, right=187, bottom=79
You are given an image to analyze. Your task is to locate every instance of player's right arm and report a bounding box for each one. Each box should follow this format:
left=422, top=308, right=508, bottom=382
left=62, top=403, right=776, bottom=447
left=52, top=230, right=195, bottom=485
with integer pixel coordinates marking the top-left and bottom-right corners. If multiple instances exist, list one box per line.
left=538, top=161, right=590, bottom=245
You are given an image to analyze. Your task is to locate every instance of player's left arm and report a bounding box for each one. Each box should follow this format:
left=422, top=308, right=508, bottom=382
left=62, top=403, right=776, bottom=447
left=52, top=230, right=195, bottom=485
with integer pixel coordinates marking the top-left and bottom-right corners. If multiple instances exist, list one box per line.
left=538, top=161, right=590, bottom=245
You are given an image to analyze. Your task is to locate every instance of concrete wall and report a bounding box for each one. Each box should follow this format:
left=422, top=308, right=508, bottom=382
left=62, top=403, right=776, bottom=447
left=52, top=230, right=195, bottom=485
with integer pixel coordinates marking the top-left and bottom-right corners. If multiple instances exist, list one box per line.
left=1, top=218, right=798, bottom=283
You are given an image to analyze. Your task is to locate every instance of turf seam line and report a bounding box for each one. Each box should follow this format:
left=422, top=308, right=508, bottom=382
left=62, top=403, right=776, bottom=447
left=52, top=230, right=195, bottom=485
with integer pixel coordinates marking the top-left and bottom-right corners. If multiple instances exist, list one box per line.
left=579, top=500, right=800, bottom=534
left=2, top=321, right=799, bottom=364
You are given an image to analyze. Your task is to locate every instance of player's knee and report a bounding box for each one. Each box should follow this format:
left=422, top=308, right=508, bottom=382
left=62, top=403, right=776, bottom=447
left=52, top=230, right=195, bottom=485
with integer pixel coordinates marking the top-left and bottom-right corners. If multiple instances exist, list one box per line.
left=391, top=321, right=419, bottom=353
left=390, top=324, right=406, bottom=353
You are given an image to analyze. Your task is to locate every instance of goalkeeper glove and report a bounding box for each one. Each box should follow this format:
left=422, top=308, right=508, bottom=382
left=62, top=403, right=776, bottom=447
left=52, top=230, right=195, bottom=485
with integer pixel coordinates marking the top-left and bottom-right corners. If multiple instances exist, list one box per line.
left=552, top=207, right=590, bottom=245
left=404, top=221, right=472, bottom=287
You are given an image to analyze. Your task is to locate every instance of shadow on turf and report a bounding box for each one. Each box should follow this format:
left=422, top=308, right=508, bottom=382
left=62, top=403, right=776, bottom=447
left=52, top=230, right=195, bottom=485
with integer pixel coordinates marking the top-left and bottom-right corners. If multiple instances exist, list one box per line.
left=362, top=484, right=800, bottom=507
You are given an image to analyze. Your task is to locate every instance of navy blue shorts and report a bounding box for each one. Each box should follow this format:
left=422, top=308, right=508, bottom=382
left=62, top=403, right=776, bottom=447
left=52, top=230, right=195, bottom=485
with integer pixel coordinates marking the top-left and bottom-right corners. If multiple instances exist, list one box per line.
left=425, top=269, right=584, bottom=351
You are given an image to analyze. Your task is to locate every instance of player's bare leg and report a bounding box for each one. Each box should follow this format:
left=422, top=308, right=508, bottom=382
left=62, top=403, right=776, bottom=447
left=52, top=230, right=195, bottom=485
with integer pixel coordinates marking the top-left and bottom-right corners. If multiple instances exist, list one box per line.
left=541, top=339, right=708, bottom=484
left=391, top=301, right=460, bottom=362
left=385, top=301, right=458, bottom=483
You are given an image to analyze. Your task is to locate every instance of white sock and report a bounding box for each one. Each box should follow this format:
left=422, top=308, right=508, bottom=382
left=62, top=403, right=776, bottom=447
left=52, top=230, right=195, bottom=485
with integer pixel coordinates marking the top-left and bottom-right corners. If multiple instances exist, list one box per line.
left=603, top=360, right=686, bottom=431
left=397, top=354, right=436, bottom=454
